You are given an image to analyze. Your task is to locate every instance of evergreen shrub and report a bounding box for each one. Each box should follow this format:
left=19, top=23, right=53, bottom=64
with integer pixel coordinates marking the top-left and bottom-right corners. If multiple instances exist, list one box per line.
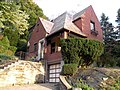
left=61, top=64, right=78, bottom=75
left=61, top=38, right=104, bottom=67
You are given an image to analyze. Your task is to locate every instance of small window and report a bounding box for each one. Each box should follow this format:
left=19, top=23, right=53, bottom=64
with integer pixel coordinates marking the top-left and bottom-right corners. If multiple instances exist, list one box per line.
left=51, top=42, right=55, bottom=54
left=34, top=43, right=37, bottom=51
left=90, top=21, right=95, bottom=31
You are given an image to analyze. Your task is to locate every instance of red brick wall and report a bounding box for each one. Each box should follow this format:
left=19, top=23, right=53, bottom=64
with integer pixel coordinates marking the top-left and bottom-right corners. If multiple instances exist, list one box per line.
left=44, top=35, right=62, bottom=61
left=73, top=6, right=103, bottom=42
left=27, top=19, right=47, bottom=59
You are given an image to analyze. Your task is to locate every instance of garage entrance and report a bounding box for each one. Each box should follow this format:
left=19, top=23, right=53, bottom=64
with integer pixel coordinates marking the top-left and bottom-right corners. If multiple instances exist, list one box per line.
left=49, top=64, right=61, bottom=82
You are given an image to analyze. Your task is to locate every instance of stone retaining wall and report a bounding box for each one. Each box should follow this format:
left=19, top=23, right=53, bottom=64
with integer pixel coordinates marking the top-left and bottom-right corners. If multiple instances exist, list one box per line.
left=0, top=60, right=45, bottom=87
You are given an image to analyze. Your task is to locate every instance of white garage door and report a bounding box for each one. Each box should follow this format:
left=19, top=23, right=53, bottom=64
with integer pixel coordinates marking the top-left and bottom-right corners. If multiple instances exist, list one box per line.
left=49, top=64, right=61, bottom=82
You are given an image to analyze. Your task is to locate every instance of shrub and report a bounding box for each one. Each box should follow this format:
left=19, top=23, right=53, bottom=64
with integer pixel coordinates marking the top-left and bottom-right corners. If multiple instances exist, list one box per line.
left=9, top=46, right=17, bottom=53
left=0, top=36, right=10, bottom=49
left=61, top=64, right=78, bottom=76
left=0, top=45, right=6, bottom=53
left=0, top=54, right=12, bottom=60
left=0, top=36, right=17, bottom=55
left=61, top=38, right=104, bottom=67
left=116, top=57, right=120, bottom=67
left=74, top=82, right=94, bottom=90
left=4, top=50, right=14, bottom=56
left=17, top=39, right=27, bottom=51
left=73, top=79, right=94, bottom=90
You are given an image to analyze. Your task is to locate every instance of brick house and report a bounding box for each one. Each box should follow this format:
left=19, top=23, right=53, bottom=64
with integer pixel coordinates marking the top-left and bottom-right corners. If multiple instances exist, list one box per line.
left=26, top=5, right=103, bottom=83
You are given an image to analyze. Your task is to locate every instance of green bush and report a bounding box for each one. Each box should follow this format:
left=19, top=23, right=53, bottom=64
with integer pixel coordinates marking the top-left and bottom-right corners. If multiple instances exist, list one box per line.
left=61, top=38, right=104, bottom=67
left=9, top=46, right=17, bottom=53
left=73, top=79, right=94, bottom=90
left=61, top=64, right=78, bottom=76
left=0, top=45, right=6, bottom=53
left=96, top=53, right=120, bottom=67
left=74, top=83, right=94, bottom=90
left=17, top=39, right=27, bottom=51
left=4, top=50, right=14, bottom=56
left=0, top=36, right=10, bottom=49
left=116, top=57, right=120, bottom=67
left=0, top=54, right=12, bottom=60
left=0, top=36, right=17, bottom=55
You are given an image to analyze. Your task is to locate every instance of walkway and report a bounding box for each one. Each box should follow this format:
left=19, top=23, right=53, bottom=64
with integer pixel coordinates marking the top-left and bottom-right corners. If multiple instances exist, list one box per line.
left=0, top=83, right=58, bottom=90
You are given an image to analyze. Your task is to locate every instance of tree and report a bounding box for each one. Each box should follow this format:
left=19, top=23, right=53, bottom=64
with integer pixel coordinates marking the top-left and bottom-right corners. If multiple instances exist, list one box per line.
left=115, top=8, right=120, bottom=40
left=0, top=2, right=29, bottom=35
left=0, top=36, right=17, bottom=55
left=116, top=8, right=120, bottom=30
left=0, top=2, right=29, bottom=48
left=100, top=13, right=114, bottom=42
left=16, top=0, right=47, bottom=28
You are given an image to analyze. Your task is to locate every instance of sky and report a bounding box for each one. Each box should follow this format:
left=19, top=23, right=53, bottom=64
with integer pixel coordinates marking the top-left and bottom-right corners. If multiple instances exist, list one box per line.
left=34, top=0, right=120, bottom=26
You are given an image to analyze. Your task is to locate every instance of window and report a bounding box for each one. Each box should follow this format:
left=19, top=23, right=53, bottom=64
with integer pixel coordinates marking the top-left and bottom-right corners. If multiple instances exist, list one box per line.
left=51, top=42, right=55, bottom=53
left=40, top=41, right=44, bottom=58
left=90, top=21, right=95, bottom=31
left=34, top=43, right=37, bottom=51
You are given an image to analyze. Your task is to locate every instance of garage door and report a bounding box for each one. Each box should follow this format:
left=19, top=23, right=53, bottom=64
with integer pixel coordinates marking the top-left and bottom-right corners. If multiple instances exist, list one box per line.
left=49, top=64, right=61, bottom=82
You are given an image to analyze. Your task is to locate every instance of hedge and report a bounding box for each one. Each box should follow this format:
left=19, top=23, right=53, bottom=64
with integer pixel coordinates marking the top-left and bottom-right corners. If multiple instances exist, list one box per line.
left=61, top=64, right=78, bottom=76
left=61, top=38, right=104, bottom=67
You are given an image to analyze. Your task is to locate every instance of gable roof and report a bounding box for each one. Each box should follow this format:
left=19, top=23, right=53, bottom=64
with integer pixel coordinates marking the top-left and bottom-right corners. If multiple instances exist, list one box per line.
left=37, top=6, right=94, bottom=37
left=48, top=12, right=86, bottom=37
left=39, top=17, right=54, bottom=33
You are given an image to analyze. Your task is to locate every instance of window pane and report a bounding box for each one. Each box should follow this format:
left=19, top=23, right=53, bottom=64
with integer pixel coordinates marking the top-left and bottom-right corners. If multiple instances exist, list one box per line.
left=50, top=69, right=55, bottom=73
left=49, top=74, right=56, bottom=77
left=56, top=69, right=60, bottom=72
left=56, top=74, right=60, bottom=77
left=56, top=78, right=59, bottom=82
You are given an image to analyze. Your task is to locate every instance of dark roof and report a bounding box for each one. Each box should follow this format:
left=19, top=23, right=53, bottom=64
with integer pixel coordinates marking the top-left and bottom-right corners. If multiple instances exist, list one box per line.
left=38, top=6, right=91, bottom=37
left=45, top=12, right=86, bottom=37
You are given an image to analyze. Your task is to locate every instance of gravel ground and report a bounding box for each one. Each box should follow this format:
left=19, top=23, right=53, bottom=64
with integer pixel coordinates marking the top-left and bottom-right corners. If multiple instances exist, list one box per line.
left=0, top=83, right=57, bottom=90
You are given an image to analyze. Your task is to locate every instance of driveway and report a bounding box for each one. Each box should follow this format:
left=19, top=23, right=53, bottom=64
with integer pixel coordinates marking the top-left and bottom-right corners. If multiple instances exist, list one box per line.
left=0, top=83, right=58, bottom=90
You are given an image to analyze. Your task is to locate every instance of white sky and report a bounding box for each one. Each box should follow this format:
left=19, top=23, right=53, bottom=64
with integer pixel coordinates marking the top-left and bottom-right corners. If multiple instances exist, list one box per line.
left=34, top=0, right=120, bottom=26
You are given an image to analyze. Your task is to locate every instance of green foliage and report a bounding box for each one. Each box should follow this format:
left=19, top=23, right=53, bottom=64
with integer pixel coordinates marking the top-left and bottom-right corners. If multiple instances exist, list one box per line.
left=73, top=79, right=94, bottom=90
left=17, top=0, right=47, bottom=28
left=0, top=36, right=17, bottom=55
left=0, top=2, right=29, bottom=35
left=0, top=1, right=47, bottom=52
left=61, top=64, right=78, bottom=76
left=112, top=78, right=120, bottom=90
left=0, top=36, right=10, bottom=49
left=17, top=39, right=27, bottom=51
left=97, top=40, right=120, bottom=67
left=101, top=78, right=120, bottom=90
left=116, top=8, right=120, bottom=31
left=97, top=52, right=117, bottom=67
left=4, top=29, right=20, bottom=46
left=61, top=38, right=104, bottom=67
left=0, top=45, right=6, bottom=53
left=4, top=50, right=14, bottom=56
left=100, top=13, right=114, bottom=41
left=0, top=54, right=12, bottom=60
left=9, top=46, right=17, bottom=53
